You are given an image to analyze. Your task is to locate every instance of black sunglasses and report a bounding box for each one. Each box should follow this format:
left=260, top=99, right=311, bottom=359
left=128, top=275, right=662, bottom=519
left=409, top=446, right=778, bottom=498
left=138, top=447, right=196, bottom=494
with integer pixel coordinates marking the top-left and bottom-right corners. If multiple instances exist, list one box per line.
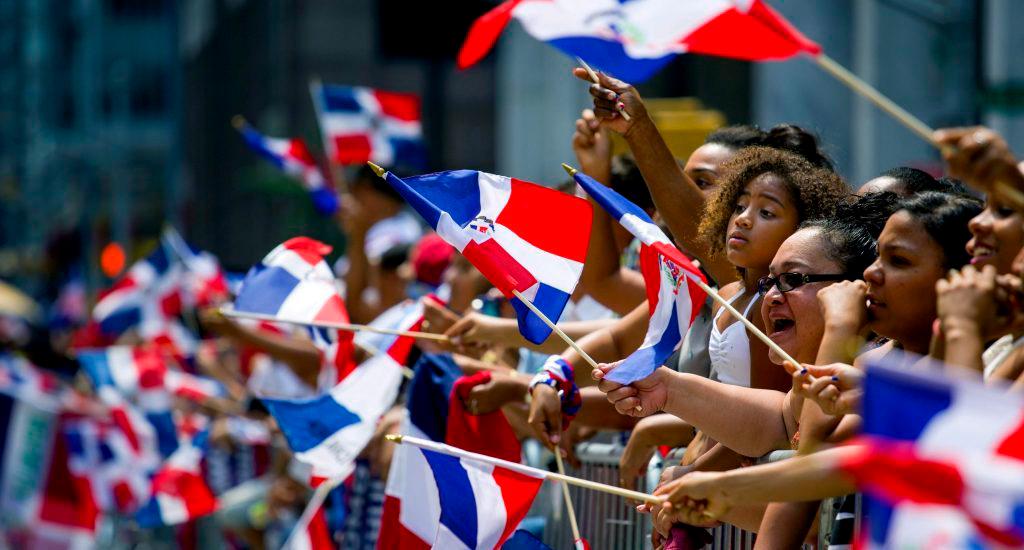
left=757, top=272, right=850, bottom=295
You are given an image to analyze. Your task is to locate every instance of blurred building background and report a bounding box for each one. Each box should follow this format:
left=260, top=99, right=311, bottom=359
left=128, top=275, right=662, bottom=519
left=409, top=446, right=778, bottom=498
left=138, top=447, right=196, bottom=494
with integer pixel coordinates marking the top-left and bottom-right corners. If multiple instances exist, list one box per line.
left=2, top=0, right=1024, bottom=307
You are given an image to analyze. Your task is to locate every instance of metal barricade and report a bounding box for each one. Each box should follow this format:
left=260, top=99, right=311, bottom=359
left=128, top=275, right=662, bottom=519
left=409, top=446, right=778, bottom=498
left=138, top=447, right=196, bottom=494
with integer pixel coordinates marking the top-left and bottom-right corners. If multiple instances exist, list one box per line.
left=538, top=443, right=856, bottom=549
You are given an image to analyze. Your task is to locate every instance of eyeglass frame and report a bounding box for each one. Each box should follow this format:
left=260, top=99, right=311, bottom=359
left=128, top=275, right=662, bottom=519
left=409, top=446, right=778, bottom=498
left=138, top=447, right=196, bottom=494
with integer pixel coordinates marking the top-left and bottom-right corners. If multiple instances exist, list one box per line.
left=756, top=272, right=852, bottom=295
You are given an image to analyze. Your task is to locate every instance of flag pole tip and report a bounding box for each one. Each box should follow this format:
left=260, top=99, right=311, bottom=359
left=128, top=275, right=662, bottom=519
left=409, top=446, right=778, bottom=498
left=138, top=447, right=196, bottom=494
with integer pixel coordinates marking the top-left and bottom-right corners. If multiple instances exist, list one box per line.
left=561, top=163, right=578, bottom=176
left=367, top=162, right=386, bottom=178
left=384, top=433, right=403, bottom=443
left=231, top=115, right=246, bottom=129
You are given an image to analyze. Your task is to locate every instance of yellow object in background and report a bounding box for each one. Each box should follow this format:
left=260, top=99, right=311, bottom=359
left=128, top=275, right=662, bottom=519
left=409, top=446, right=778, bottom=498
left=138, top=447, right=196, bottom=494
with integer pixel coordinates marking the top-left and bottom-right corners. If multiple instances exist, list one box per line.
left=610, top=97, right=726, bottom=161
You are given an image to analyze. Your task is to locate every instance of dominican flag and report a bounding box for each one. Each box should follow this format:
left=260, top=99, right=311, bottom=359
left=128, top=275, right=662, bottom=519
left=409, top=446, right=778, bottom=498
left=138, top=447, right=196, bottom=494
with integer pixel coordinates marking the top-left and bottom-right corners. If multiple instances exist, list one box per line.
left=136, top=430, right=218, bottom=527
left=262, top=352, right=406, bottom=484
left=379, top=354, right=529, bottom=549
left=78, top=346, right=182, bottom=458
left=235, top=119, right=340, bottom=217
left=458, top=0, right=821, bottom=83
left=353, top=295, right=443, bottom=366
left=233, top=237, right=356, bottom=389
left=233, top=237, right=349, bottom=326
left=310, top=81, right=426, bottom=168
left=63, top=413, right=157, bottom=515
left=161, top=227, right=230, bottom=308
left=93, top=244, right=182, bottom=338
left=0, top=354, right=64, bottom=409
left=378, top=168, right=592, bottom=345
left=572, top=170, right=707, bottom=384
left=839, top=358, right=1024, bottom=548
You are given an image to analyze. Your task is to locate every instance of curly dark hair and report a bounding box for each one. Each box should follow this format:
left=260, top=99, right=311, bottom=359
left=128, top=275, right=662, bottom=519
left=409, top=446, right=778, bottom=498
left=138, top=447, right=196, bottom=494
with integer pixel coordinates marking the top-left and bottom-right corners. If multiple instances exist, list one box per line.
left=698, top=146, right=849, bottom=257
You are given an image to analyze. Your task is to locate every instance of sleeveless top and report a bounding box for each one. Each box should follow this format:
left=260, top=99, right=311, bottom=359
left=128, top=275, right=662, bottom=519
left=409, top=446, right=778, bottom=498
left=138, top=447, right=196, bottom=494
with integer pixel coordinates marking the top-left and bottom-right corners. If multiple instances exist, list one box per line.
left=708, top=288, right=759, bottom=388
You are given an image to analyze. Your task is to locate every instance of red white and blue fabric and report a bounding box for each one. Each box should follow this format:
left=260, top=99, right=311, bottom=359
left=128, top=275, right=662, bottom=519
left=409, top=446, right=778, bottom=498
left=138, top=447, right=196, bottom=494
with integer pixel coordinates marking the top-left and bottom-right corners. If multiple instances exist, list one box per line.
left=290, top=504, right=334, bottom=550
left=78, top=346, right=182, bottom=458
left=459, top=0, right=821, bottom=83
left=380, top=354, right=532, bottom=549
left=233, top=237, right=357, bottom=389
left=311, top=81, right=426, bottom=168
left=63, top=414, right=156, bottom=514
left=236, top=121, right=339, bottom=216
left=263, top=352, right=406, bottom=484
left=136, top=430, right=218, bottom=527
left=92, top=244, right=182, bottom=337
left=839, top=358, right=1024, bottom=548
left=530, top=356, right=581, bottom=429
left=353, top=297, right=433, bottom=366
left=381, top=169, right=592, bottom=345
left=573, top=171, right=707, bottom=384
left=233, top=237, right=349, bottom=327
left=0, top=353, right=64, bottom=409
left=161, top=226, right=230, bottom=308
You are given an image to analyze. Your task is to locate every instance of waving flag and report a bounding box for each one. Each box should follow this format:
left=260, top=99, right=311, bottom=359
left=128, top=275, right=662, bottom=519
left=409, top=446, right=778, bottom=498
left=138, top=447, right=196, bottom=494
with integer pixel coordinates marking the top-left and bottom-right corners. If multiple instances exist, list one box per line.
left=353, top=296, right=440, bottom=366
left=136, top=430, right=217, bottom=527
left=78, top=346, right=181, bottom=457
left=839, top=358, right=1024, bottom=548
left=263, top=352, right=406, bottom=483
left=161, top=227, right=230, bottom=308
left=379, top=354, right=528, bottom=549
left=63, top=414, right=157, bottom=514
left=458, top=0, right=821, bottom=83
left=310, top=82, right=426, bottom=168
left=233, top=237, right=349, bottom=325
left=376, top=167, right=592, bottom=345
left=572, top=170, right=707, bottom=384
left=233, top=237, right=355, bottom=389
left=93, top=244, right=182, bottom=337
left=234, top=119, right=339, bottom=217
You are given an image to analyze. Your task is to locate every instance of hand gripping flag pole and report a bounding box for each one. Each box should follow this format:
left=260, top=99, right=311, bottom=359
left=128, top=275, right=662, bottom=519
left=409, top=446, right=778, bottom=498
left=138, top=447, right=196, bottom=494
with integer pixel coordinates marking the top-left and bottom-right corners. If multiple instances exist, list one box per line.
left=364, top=160, right=598, bottom=366
left=385, top=433, right=666, bottom=505
left=807, top=54, right=1024, bottom=212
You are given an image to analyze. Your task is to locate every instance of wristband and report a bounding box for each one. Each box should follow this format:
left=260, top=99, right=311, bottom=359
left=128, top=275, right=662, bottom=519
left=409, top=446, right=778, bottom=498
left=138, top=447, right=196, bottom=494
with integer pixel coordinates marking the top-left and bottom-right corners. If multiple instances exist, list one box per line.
left=531, top=356, right=582, bottom=429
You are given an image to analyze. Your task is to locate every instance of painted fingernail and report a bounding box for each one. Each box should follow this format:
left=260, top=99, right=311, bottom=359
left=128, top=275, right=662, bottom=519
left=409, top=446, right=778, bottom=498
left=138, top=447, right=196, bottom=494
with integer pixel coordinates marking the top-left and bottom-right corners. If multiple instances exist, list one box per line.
left=607, top=91, right=617, bottom=100
left=799, top=368, right=808, bottom=375
left=831, top=375, right=840, bottom=382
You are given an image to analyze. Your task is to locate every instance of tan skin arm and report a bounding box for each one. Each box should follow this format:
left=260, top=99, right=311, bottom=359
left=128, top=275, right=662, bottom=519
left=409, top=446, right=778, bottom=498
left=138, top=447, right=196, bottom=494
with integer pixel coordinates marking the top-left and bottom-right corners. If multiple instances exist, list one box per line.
left=574, top=68, right=736, bottom=285
left=201, top=310, right=321, bottom=388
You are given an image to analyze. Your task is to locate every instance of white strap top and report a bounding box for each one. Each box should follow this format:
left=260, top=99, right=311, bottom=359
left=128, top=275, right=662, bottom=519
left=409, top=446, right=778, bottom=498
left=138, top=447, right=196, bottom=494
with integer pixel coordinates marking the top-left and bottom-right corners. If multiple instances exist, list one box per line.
left=708, top=289, right=759, bottom=388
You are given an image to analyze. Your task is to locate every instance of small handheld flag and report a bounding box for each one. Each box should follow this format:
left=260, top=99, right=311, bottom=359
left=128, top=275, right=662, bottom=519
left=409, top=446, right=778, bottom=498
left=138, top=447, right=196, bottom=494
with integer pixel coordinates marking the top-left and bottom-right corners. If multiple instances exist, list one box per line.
left=367, top=163, right=592, bottom=345
left=234, top=117, right=339, bottom=217
left=310, top=82, right=426, bottom=168
left=569, top=166, right=707, bottom=384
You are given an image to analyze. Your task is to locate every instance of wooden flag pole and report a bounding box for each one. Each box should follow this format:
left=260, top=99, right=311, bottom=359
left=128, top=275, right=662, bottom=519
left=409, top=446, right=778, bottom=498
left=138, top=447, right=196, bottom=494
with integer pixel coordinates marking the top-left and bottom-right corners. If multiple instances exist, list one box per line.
left=553, top=446, right=584, bottom=547
left=218, top=307, right=450, bottom=342
left=510, top=289, right=601, bottom=370
left=811, top=53, right=1024, bottom=211
left=561, top=164, right=803, bottom=369
left=386, top=433, right=666, bottom=505
left=576, top=57, right=631, bottom=122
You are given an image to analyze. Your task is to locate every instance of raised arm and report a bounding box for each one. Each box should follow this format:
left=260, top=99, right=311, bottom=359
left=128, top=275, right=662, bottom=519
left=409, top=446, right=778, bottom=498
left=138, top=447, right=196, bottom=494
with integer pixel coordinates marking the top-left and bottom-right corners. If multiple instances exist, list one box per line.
left=572, top=109, right=647, bottom=313
left=575, top=68, right=735, bottom=284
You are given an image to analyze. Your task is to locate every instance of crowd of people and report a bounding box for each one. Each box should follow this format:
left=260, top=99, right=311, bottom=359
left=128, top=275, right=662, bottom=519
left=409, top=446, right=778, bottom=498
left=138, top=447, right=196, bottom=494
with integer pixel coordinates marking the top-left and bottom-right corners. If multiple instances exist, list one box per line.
left=5, top=65, right=1024, bottom=549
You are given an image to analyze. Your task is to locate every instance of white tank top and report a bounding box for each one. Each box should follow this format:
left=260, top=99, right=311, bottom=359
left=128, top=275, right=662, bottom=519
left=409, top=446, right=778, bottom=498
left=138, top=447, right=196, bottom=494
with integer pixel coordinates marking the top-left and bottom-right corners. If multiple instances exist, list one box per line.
left=708, top=288, right=759, bottom=388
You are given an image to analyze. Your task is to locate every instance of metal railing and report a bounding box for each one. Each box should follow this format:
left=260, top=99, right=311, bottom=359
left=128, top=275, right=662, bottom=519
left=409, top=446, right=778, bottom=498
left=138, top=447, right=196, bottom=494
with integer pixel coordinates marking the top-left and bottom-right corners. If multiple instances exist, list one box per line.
left=537, top=443, right=858, bottom=550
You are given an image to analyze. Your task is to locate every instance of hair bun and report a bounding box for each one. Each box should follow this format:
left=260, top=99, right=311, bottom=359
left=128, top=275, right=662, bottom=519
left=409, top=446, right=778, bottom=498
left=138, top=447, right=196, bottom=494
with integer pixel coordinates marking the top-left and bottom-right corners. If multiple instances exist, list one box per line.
left=763, top=124, right=834, bottom=171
